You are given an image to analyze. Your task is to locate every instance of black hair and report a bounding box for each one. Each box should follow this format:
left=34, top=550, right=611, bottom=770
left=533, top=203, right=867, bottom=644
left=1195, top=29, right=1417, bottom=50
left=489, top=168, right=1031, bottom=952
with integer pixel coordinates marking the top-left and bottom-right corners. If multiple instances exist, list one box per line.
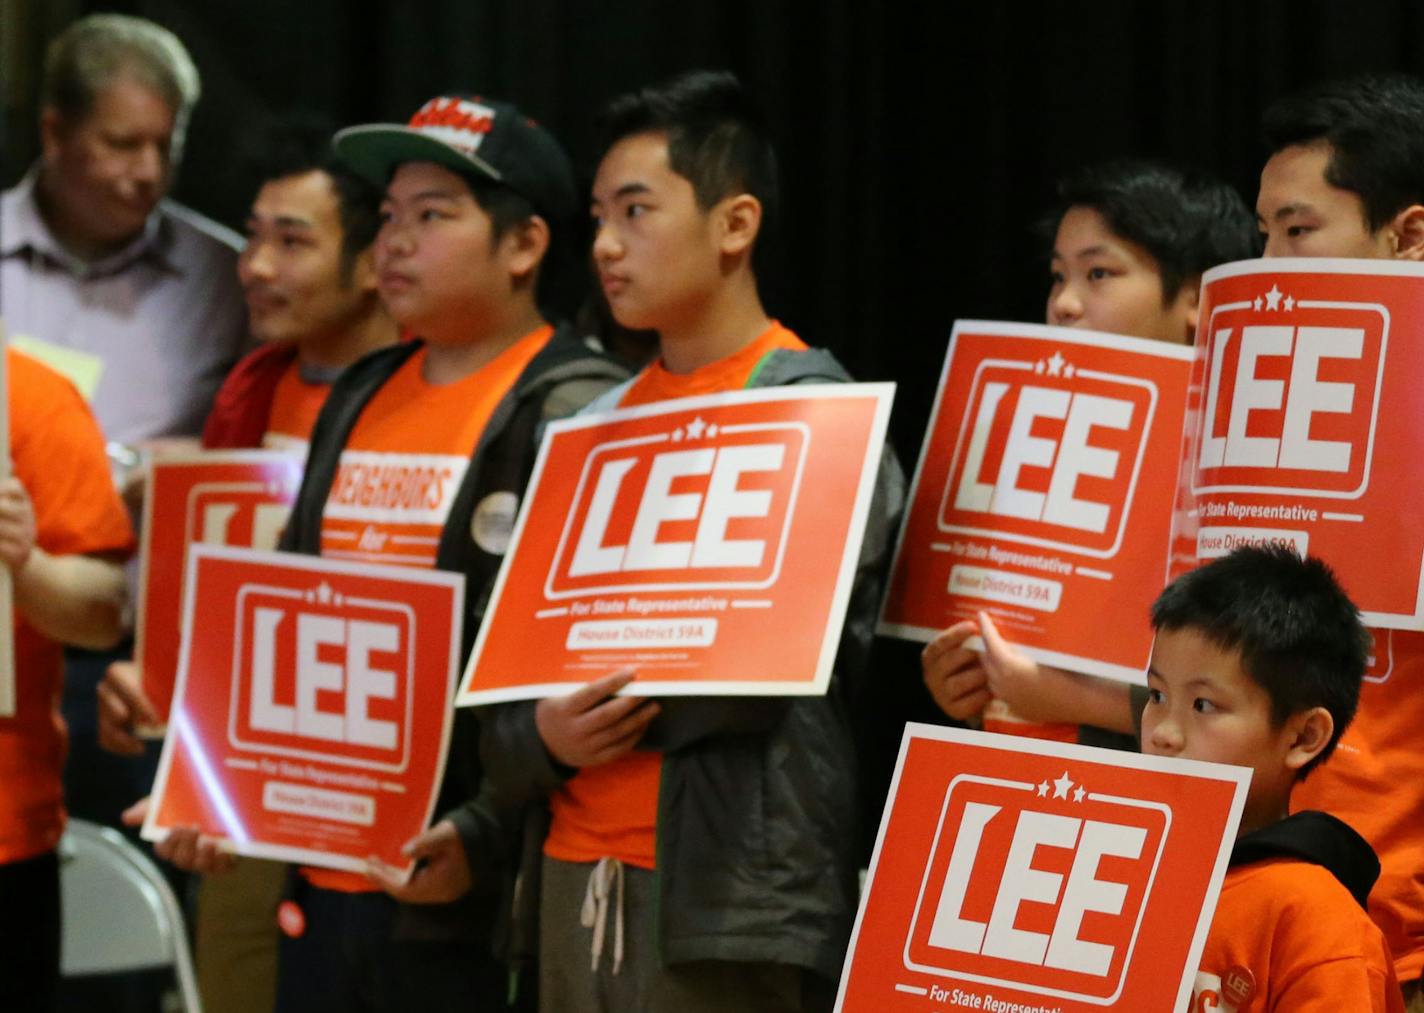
left=1150, top=545, right=1369, bottom=777
left=1263, top=74, right=1424, bottom=231
left=454, top=177, right=580, bottom=322
left=597, top=69, right=779, bottom=275
left=1044, top=160, right=1260, bottom=301
left=241, top=114, right=382, bottom=284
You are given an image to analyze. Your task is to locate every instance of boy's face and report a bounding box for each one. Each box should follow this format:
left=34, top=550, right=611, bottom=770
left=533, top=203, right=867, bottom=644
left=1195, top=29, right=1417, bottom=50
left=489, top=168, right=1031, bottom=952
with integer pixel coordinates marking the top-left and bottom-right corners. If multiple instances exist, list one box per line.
left=374, top=161, right=511, bottom=343
left=239, top=170, right=372, bottom=346
left=1142, top=627, right=1305, bottom=832
left=1257, top=141, right=1395, bottom=259
left=591, top=131, right=723, bottom=333
left=1047, top=206, right=1197, bottom=344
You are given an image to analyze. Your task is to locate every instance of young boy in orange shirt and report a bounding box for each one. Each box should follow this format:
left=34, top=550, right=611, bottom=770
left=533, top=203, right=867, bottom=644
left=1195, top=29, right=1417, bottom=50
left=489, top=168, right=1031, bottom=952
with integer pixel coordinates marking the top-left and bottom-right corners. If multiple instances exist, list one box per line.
left=1143, top=545, right=1401, bottom=1012
left=479, top=70, right=904, bottom=1011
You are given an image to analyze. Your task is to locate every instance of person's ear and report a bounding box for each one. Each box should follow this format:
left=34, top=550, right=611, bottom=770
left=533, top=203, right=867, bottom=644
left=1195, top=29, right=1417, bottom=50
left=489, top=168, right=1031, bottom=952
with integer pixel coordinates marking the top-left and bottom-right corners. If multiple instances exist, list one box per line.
left=349, top=247, right=379, bottom=295
left=1388, top=204, right=1424, bottom=261
left=1282, top=706, right=1334, bottom=773
left=504, top=215, right=551, bottom=284
left=1175, top=277, right=1202, bottom=344
left=716, top=193, right=762, bottom=259
left=39, top=106, right=68, bottom=164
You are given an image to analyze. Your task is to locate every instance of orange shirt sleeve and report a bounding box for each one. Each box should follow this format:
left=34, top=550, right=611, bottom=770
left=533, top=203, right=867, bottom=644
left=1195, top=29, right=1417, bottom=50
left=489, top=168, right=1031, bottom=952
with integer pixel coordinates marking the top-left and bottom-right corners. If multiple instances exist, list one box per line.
left=9, top=350, right=134, bottom=559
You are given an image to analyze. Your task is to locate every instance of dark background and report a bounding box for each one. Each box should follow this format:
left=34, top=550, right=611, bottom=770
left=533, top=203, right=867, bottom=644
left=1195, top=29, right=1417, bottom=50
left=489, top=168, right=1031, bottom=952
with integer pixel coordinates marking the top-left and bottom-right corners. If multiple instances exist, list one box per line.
left=8, top=0, right=1424, bottom=460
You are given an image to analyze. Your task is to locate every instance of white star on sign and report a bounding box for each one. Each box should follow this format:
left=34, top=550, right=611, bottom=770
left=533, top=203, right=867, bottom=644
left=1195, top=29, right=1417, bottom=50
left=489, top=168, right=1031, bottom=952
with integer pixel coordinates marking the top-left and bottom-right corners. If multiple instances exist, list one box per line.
left=671, top=427, right=684, bottom=441
left=1046, top=351, right=1066, bottom=377
left=1035, top=359, right=1046, bottom=374
left=316, top=582, right=333, bottom=605
left=1253, top=296, right=1263, bottom=311
left=1037, top=780, right=1050, bottom=797
left=1265, top=284, right=1283, bottom=310
left=686, top=416, right=707, bottom=439
left=1052, top=771, right=1074, bottom=799
left=1073, top=786, right=1086, bottom=803
left=1064, top=364, right=1076, bottom=379
left=1284, top=295, right=1295, bottom=311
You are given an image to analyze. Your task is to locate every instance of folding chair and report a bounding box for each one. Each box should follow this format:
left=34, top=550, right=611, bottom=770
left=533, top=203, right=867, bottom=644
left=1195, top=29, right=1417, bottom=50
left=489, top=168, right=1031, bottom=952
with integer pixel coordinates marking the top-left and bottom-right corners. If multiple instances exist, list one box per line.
left=58, top=818, right=203, bottom=1013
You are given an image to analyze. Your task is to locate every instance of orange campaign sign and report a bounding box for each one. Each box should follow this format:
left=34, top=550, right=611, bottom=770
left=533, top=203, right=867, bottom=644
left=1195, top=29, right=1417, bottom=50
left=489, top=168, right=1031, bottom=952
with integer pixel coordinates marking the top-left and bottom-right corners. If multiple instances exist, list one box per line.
left=455, top=384, right=893, bottom=705
left=137, top=451, right=304, bottom=727
left=836, top=723, right=1248, bottom=1013
left=1170, top=259, right=1424, bottom=629
left=879, top=322, right=1192, bottom=683
left=143, top=545, right=463, bottom=877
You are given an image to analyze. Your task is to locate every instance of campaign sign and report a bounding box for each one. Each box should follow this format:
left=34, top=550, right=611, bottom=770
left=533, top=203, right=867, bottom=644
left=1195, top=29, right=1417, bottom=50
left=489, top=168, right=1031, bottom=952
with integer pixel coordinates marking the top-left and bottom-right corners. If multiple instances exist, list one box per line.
left=143, top=545, right=463, bottom=877
left=455, top=384, right=893, bottom=705
left=879, top=322, right=1192, bottom=683
left=836, top=723, right=1248, bottom=1012
left=1173, top=259, right=1424, bottom=628
left=137, top=451, right=303, bottom=726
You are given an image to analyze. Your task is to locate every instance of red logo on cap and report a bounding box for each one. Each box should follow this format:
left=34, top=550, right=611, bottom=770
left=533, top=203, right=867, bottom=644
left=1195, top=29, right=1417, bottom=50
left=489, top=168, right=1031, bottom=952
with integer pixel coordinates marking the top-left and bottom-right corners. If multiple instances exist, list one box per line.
left=408, top=97, right=494, bottom=135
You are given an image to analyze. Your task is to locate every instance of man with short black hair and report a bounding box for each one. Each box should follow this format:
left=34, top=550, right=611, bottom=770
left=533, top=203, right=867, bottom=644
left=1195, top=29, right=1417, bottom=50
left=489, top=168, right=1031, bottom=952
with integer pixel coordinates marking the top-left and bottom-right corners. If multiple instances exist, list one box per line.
left=100, top=115, right=399, bottom=1013
left=1255, top=74, right=1424, bottom=1009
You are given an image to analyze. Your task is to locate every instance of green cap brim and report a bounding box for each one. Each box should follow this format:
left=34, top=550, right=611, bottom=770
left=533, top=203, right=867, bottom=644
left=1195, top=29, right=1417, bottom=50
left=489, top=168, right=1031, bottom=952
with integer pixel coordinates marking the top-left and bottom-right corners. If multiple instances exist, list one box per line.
left=331, top=124, right=504, bottom=189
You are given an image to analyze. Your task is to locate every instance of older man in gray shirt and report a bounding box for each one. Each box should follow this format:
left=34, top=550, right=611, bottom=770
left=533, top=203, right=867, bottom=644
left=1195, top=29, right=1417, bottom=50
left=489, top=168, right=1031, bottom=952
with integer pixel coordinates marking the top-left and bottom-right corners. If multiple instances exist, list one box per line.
left=0, top=16, right=247, bottom=873
left=0, top=13, right=246, bottom=448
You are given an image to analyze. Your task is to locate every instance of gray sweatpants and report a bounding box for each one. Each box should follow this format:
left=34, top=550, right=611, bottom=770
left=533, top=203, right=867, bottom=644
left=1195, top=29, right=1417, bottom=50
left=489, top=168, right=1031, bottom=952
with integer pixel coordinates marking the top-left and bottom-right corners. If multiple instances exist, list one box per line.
left=538, top=855, right=833, bottom=1013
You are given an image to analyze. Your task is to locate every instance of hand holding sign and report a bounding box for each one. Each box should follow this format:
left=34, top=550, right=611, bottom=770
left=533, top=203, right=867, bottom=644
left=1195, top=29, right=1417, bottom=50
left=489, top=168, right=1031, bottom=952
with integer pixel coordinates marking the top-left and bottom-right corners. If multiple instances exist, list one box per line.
left=920, top=621, right=989, bottom=721
left=98, top=661, right=160, bottom=756
left=0, top=476, right=36, bottom=572
left=366, top=819, right=470, bottom=904
left=534, top=670, right=660, bottom=768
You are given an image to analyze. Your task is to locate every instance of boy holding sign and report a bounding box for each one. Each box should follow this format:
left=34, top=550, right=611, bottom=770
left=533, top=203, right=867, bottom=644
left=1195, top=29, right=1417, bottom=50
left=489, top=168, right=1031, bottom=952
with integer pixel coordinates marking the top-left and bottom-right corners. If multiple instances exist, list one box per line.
left=922, top=161, right=1257, bottom=741
left=479, top=71, right=903, bottom=1011
left=1253, top=74, right=1424, bottom=1008
left=1145, top=546, right=1401, bottom=1011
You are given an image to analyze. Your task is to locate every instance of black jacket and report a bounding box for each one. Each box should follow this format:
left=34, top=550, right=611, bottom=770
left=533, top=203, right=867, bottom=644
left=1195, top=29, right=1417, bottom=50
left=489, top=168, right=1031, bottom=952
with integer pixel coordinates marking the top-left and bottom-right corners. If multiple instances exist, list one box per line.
left=477, top=346, right=907, bottom=980
left=279, top=328, right=629, bottom=940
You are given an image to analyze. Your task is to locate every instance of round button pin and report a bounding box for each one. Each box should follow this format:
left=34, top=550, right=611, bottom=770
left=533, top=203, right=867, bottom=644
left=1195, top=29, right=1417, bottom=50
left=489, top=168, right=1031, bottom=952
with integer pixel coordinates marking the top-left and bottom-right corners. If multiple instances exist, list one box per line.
left=1222, top=964, right=1255, bottom=1006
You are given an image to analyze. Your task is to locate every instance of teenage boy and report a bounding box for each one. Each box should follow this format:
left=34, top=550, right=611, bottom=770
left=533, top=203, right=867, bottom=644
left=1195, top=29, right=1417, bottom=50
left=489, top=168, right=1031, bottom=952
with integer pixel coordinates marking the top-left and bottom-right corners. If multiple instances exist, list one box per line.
left=479, top=70, right=904, bottom=1012
left=922, top=161, right=1258, bottom=743
left=98, top=117, right=397, bottom=1013
left=139, top=97, right=627, bottom=1011
left=1142, top=546, right=1402, bottom=1011
left=1252, top=74, right=1424, bottom=1008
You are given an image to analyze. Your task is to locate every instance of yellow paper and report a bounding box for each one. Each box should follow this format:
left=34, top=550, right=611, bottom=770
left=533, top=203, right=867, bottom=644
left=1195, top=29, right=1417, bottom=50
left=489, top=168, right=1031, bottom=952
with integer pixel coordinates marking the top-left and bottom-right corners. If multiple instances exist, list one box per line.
left=10, top=335, right=104, bottom=399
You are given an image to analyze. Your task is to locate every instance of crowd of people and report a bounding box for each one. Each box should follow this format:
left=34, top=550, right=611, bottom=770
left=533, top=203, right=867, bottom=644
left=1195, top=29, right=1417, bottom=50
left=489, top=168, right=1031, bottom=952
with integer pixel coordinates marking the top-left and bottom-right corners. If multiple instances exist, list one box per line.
left=1, top=11, right=1421, bottom=1013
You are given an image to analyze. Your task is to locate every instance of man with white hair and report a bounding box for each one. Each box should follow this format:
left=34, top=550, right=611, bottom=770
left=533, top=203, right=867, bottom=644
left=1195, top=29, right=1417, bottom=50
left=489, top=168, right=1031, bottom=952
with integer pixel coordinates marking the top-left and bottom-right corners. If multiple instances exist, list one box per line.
left=1, top=12, right=246, bottom=445
left=0, top=14, right=248, bottom=842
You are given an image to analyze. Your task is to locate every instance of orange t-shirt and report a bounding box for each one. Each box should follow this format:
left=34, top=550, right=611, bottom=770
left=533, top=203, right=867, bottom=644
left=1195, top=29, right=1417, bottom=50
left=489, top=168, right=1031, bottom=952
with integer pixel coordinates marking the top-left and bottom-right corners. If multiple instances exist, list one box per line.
left=1293, top=628, right=1424, bottom=983
left=0, top=350, right=135, bottom=864
left=544, top=321, right=806, bottom=870
left=304, top=327, right=551, bottom=892
left=1190, top=857, right=1403, bottom=1012
left=262, top=358, right=331, bottom=453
